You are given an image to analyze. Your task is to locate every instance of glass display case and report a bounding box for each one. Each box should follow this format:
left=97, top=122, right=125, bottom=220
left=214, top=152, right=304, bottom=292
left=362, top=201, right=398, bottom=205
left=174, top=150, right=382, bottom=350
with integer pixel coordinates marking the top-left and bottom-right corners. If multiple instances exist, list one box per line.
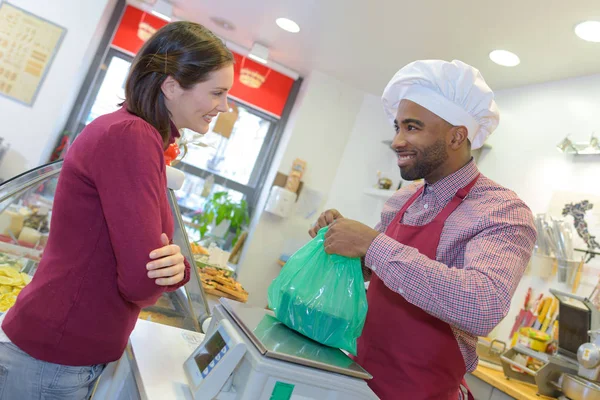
left=0, top=161, right=211, bottom=332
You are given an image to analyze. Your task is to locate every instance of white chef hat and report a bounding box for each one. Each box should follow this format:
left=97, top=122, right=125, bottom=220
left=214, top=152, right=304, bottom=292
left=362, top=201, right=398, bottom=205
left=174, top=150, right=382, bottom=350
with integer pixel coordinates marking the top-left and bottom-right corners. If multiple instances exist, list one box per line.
left=381, top=59, right=500, bottom=149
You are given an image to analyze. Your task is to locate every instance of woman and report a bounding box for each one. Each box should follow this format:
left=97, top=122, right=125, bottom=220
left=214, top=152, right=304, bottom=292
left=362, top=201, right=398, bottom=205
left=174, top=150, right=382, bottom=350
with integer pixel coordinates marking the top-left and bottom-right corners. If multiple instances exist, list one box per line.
left=0, top=22, right=234, bottom=399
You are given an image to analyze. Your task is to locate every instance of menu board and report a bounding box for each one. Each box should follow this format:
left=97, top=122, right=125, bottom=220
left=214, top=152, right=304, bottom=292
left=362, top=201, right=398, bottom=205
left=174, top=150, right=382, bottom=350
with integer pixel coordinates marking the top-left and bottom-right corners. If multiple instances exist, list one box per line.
left=0, top=3, right=66, bottom=106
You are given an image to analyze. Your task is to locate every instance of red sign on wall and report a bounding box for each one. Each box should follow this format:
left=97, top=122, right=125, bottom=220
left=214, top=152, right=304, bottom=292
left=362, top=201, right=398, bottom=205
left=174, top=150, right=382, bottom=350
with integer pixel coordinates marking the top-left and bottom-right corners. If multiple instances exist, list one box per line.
left=112, top=5, right=168, bottom=56
left=229, top=53, right=294, bottom=118
left=111, top=5, right=296, bottom=118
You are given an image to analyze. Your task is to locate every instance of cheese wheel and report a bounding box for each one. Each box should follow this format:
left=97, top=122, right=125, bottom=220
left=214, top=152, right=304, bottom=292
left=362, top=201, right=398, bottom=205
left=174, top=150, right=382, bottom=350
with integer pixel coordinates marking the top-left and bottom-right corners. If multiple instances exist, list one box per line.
left=18, top=227, right=41, bottom=246
left=0, top=210, right=24, bottom=237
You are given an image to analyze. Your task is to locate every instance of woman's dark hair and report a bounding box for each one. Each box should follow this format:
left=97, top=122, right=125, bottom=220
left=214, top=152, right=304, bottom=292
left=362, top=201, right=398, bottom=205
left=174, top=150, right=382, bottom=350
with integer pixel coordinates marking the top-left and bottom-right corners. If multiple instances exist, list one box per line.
left=124, top=21, right=234, bottom=146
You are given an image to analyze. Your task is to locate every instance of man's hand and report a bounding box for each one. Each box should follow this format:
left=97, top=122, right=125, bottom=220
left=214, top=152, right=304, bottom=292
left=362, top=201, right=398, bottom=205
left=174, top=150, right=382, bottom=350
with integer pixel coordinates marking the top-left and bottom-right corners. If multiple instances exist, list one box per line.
left=324, top=219, right=380, bottom=258
left=309, top=209, right=343, bottom=238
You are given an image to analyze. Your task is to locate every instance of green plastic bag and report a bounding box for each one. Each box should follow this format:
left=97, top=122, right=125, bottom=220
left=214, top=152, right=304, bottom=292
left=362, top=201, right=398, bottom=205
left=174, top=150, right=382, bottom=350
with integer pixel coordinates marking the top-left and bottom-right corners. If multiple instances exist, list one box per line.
left=267, top=227, right=368, bottom=355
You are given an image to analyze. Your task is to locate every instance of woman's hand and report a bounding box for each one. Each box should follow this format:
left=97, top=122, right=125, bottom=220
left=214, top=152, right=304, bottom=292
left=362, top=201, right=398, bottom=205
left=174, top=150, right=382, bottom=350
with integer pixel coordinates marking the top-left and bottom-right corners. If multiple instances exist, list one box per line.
left=147, top=233, right=186, bottom=286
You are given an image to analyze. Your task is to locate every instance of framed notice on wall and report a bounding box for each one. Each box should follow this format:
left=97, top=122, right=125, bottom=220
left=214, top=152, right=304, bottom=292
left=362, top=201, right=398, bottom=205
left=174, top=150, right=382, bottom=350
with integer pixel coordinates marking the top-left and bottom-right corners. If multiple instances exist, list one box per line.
left=0, top=2, right=66, bottom=106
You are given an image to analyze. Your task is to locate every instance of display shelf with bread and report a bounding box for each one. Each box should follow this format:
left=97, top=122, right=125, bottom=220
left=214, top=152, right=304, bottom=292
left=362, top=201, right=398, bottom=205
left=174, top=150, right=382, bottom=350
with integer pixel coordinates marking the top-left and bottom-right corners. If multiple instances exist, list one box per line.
left=197, top=265, right=248, bottom=303
left=190, top=241, right=248, bottom=302
left=0, top=164, right=59, bottom=315
left=0, top=265, right=31, bottom=313
left=0, top=161, right=213, bottom=333
left=138, top=290, right=196, bottom=331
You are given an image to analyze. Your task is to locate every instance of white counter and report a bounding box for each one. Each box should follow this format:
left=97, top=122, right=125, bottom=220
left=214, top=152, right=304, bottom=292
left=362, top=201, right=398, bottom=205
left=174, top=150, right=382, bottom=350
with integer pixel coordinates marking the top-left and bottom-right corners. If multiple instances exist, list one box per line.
left=130, top=319, right=205, bottom=399
left=93, top=319, right=205, bottom=400
left=93, top=300, right=377, bottom=400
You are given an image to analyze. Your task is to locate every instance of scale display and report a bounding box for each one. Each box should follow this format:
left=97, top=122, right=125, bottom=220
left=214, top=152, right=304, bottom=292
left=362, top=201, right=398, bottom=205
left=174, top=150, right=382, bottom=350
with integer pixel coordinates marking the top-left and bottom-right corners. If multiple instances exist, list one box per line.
left=194, top=330, right=228, bottom=378
left=184, top=319, right=247, bottom=400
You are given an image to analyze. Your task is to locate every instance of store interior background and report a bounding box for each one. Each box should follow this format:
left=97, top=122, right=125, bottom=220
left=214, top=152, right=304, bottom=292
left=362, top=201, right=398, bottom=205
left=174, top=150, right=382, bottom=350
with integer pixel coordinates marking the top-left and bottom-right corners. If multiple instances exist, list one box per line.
left=2, top=0, right=600, bottom=342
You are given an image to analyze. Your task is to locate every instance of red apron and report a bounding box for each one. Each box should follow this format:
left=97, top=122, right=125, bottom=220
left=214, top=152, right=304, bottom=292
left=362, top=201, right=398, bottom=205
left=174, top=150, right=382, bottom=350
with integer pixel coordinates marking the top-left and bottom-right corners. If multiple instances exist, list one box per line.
left=357, top=175, right=479, bottom=400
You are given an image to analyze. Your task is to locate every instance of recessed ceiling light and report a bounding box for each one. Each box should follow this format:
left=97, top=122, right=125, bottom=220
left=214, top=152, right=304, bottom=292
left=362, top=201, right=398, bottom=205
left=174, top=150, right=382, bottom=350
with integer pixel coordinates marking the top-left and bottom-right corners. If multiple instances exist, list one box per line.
left=210, top=16, right=236, bottom=31
left=248, top=42, right=269, bottom=64
left=151, top=10, right=171, bottom=21
left=276, top=17, right=300, bottom=33
left=489, top=50, right=520, bottom=67
left=575, top=21, right=600, bottom=42
left=150, top=0, right=172, bottom=22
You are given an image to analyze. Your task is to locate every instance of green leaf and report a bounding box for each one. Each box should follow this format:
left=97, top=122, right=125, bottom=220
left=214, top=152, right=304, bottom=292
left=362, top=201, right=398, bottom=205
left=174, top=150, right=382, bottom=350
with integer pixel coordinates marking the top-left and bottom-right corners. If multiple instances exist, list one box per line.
left=216, top=207, right=226, bottom=226
left=231, top=208, right=240, bottom=224
left=199, top=224, right=208, bottom=239
left=213, top=191, right=227, bottom=201
left=188, top=190, right=250, bottom=244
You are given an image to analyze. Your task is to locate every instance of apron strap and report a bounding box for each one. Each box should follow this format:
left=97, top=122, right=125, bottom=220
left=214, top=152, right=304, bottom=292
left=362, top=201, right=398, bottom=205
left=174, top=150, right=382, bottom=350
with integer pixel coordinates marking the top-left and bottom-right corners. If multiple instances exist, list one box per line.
left=432, top=174, right=480, bottom=224
left=459, top=378, right=475, bottom=400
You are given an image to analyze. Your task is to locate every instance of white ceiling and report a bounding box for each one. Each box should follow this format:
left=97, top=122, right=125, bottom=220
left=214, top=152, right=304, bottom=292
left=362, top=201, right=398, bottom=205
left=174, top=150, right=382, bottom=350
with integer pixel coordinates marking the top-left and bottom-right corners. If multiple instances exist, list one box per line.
left=171, top=0, right=600, bottom=95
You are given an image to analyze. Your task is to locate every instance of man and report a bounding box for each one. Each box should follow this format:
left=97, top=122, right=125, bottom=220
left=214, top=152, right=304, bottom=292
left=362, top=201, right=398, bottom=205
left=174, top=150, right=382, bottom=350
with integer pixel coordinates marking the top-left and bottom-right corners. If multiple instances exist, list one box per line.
left=309, top=60, right=536, bottom=400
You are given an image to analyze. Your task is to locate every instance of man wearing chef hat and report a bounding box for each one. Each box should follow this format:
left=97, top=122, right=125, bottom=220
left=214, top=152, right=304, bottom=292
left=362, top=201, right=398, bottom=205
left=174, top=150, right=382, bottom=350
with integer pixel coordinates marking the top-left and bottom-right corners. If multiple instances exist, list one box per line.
left=309, top=60, right=537, bottom=399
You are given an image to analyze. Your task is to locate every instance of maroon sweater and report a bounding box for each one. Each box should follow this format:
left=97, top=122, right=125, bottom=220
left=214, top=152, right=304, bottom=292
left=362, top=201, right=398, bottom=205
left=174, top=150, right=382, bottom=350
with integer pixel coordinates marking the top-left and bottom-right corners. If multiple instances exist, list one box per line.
left=3, top=107, right=191, bottom=366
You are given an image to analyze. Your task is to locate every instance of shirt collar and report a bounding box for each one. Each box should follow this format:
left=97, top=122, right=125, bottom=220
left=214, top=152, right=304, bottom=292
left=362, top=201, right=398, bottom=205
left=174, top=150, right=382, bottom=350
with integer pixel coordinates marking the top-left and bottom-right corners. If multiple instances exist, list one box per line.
left=423, top=158, right=479, bottom=200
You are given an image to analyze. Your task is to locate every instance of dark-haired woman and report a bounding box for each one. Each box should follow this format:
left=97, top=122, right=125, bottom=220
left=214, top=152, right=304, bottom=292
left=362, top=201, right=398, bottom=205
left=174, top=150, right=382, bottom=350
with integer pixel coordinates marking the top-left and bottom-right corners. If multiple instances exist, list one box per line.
left=0, top=21, right=234, bottom=399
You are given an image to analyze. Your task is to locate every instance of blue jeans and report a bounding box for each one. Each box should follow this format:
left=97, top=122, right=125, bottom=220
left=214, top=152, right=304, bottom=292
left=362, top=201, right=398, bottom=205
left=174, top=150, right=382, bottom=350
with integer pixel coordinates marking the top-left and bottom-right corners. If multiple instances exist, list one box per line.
left=0, top=341, right=105, bottom=399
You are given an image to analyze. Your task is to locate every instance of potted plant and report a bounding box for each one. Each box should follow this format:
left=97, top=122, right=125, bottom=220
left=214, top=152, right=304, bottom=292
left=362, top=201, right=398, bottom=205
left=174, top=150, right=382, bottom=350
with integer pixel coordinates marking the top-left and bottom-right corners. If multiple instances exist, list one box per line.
left=191, top=191, right=250, bottom=248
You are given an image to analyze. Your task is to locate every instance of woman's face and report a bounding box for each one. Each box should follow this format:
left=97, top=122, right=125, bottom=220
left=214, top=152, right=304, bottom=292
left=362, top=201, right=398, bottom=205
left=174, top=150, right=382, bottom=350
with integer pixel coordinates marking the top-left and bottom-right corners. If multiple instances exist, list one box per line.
left=163, top=64, right=234, bottom=134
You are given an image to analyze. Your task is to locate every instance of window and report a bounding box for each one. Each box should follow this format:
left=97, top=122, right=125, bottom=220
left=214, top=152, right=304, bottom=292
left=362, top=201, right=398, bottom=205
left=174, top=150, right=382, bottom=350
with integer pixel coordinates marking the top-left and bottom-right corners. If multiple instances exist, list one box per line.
left=174, top=101, right=278, bottom=216
left=85, top=54, right=130, bottom=125
left=182, top=105, right=272, bottom=186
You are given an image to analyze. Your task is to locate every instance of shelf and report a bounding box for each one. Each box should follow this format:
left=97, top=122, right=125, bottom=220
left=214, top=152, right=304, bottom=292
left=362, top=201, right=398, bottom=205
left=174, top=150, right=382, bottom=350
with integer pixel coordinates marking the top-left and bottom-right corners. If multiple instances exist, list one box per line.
left=363, top=187, right=395, bottom=199
left=557, top=137, right=600, bottom=155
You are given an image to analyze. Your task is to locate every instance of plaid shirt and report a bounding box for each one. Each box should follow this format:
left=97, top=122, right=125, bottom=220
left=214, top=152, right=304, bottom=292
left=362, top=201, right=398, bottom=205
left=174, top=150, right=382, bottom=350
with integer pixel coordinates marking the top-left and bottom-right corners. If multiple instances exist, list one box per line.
left=364, top=160, right=536, bottom=372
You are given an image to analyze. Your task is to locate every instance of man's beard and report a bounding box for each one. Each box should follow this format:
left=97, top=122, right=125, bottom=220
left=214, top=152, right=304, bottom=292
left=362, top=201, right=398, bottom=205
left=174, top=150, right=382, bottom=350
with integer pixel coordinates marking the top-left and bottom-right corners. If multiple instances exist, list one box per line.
left=399, top=138, right=449, bottom=181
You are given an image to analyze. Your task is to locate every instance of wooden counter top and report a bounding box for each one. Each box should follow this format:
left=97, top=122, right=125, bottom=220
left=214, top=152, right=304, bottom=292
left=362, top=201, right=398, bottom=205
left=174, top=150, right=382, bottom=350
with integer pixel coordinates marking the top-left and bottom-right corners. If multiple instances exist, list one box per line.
left=472, top=365, right=555, bottom=400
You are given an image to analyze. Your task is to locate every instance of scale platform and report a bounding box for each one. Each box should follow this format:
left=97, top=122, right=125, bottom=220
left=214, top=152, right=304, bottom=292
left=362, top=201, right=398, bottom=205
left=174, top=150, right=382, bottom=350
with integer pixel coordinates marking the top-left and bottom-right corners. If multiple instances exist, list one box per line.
left=219, top=298, right=372, bottom=381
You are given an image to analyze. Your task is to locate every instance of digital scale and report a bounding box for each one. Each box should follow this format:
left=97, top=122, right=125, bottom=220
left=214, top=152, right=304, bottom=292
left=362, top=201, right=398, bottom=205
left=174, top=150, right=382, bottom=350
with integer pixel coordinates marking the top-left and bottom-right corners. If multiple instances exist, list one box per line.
left=183, top=298, right=378, bottom=400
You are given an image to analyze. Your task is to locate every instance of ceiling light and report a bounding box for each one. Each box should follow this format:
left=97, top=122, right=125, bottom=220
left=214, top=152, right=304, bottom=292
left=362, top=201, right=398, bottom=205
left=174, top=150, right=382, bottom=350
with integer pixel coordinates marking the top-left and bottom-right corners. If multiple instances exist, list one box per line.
left=489, top=50, right=520, bottom=67
left=248, top=54, right=268, bottom=64
left=210, top=16, right=236, bottom=31
left=151, top=0, right=172, bottom=22
left=248, top=42, right=269, bottom=64
left=151, top=10, right=171, bottom=21
left=575, top=21, right=600, bottom=42
left=276, top=18, right=300, bottom=33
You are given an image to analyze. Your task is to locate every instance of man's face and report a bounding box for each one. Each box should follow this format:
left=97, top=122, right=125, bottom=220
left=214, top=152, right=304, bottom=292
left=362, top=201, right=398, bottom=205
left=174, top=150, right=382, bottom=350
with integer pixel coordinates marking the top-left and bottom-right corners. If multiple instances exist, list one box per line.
left=392, top=100, right=452, bottom=182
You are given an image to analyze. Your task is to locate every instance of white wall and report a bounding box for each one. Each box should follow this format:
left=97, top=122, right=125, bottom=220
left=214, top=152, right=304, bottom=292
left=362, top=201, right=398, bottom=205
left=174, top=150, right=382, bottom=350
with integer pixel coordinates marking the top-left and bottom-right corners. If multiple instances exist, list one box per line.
left=479, top=73, right=600, bottom=214
left=0, top=0, right=117, bottom=180
left=324, top=93, right=399, bottom=227
left=236, top=70, right=365, bottom=307
left=478, top=73, right=600, bottom=342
